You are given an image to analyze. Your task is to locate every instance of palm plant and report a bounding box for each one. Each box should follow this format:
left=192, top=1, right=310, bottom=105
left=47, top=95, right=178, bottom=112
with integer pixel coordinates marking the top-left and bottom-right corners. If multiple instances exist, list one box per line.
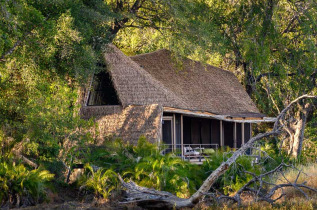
left=83, top=137, right=203, bottom=198
left=0, top=161, right=54, bottom=208
left=125, top=151, right=202, bottom=198
left=80, top=164, right=118, bottom=199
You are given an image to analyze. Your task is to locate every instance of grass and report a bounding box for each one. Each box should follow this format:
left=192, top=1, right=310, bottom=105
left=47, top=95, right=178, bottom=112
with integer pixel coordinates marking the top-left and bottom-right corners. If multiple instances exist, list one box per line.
left=273, top=163, right=317, bottom=200
left=196, top=163, right=317, bottom=210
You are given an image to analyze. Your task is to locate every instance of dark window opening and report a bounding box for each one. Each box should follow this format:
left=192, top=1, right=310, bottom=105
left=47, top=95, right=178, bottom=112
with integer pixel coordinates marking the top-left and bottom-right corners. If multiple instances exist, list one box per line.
left=183, top=117, right=191, bottom=144
left=183, top=116, right=218, bottom=147
left=223, top=121, right=234, bottom=148
left=162, top=119, right=172, bottom=145
left=87, top=71, right=120, bottom=106
left=163, top=113, right=173, bottom=116
left=236, top=123, right=242, bottom=148
left=244, top=123, right=251, bottom=154
left=211, top=119, right=220, bottom=145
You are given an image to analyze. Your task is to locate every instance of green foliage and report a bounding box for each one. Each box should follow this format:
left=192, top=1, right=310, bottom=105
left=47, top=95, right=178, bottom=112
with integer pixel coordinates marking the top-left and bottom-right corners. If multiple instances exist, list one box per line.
left=126, top=152, right=198, bottom=198
left=85, top=139, right=295, bottom=198
left=202, top=150, right=255, bottom=195
left=0, top=161, right=54, bottom=207
left=85, top=137, right=203, bottom=198
left=0, top=0, right=109, bottom=164
left=79, top=164, right=118, bottom=199
left=301, top=111, right=317, bottom=163
left=201, top=146, right=289, bottom=195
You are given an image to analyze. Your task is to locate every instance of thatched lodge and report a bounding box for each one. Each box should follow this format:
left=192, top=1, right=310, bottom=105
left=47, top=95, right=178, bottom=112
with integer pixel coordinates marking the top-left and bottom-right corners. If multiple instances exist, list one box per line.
left=80, top=44, right=275, bottom=159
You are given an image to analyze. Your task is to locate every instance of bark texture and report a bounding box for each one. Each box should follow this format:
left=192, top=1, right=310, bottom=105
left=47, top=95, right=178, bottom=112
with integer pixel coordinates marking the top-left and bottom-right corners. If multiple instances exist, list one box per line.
left=288, top=103, right=312, bottom=157
left=118, top=94, right=316, bottom=209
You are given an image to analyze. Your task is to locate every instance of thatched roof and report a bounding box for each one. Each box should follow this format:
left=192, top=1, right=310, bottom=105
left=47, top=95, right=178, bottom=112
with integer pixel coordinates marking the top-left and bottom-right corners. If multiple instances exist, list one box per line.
left=104, top=45, right=186, bottom=108
left=104, top=44, right=263, bottom=118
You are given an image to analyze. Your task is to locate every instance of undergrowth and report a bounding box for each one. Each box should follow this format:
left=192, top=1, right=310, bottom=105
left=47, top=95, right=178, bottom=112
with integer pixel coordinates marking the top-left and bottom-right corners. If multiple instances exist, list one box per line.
left=0, top=160, right=54, bottom=208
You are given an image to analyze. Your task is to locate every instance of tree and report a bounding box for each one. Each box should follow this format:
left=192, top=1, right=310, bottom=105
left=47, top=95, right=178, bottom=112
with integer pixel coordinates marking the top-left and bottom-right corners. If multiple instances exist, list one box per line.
left=114, top=0, right=317, bottom=158
left=0, top=0, right=175, bottom=168
left=118, top=95, right=317, bottom=209
left=0, top=0, right=110, bottom=164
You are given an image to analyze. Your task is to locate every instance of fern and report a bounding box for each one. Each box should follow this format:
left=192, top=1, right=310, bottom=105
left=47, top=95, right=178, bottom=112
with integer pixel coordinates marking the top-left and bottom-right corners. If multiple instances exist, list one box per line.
left=79, top=164, right=118, bottom=199
left=0, top=161, right=54, bottom=208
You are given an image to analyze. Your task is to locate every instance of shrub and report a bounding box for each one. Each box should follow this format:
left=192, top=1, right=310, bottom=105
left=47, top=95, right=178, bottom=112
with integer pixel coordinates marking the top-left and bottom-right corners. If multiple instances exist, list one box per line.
left=202, top=149, right=262, bottom=195
left=125, top=152, right=202, bottom=198
left=83, top=138, right=299, bottom=199
left=83, top=137, right=203, bottom=198
left=0, top=161, right=54, bottom=208
left=79, top=164, right=118, bottom=199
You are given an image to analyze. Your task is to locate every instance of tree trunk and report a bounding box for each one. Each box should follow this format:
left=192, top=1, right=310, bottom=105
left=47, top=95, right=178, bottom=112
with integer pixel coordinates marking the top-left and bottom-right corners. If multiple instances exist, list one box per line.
left=119, top=95, right=316, bottom=209
left=288, top=103, right=311, bottom=158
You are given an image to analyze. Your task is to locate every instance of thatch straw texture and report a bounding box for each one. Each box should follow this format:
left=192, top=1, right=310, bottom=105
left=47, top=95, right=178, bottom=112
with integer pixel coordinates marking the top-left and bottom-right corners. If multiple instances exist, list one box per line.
left=130, top=49, right=261, bottom=116
left=81, top=105, right=123, bottom=119
left=78, top=45, right=267, bottom=144
left=104, top=45, right=187, bottom=109
left=87, top=104, right=163, bottom=145
left=101, top=44, right=261, bottom=117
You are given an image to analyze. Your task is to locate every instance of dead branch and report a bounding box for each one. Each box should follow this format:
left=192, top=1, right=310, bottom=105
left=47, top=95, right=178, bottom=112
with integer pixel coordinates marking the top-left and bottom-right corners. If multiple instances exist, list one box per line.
left=118, top=94, right=317, bottom=209
left=273, top=95, right=317, bottom=130
left=118, top=130, right=280, bottom=208
left=208, top=162, right=317, bottom=206
left=11, top=139, right=38, bottom=169
left=118, top=175, right=191, bottom=209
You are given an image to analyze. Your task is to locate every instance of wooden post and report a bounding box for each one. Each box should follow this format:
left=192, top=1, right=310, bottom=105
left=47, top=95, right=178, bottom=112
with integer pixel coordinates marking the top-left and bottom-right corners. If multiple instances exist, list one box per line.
left=181, top=114, right=184, bottom=158
left=159, top=111, right=163, bottom=145
left=242, top=122, right=245, bottom=145
left=250, top=123, right=252, bottom=138
left=173, top=114, right=176, bottom=151
left=234, top=122, right=237, bottom=149
left=220, top=120, right=224, bottom=147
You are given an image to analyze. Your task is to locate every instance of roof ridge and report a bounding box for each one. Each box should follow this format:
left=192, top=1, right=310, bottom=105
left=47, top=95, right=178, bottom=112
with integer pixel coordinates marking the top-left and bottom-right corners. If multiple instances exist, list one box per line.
left=131, top=49, right=236, bottom=76
left=130, top=48, right=171, bottom=59
left=104, top=44, right=188, bottom=108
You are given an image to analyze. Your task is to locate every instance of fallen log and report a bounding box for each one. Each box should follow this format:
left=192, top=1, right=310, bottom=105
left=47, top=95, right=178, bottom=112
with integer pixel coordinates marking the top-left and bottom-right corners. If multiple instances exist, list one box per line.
left=118, top=95, right=316, bottom=209
left=119, top=130, right=280, bottom=209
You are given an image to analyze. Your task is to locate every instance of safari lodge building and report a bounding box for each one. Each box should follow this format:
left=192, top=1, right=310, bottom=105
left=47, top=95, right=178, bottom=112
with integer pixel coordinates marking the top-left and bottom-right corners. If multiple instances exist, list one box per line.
left=80, top=45, right=274, bottom=160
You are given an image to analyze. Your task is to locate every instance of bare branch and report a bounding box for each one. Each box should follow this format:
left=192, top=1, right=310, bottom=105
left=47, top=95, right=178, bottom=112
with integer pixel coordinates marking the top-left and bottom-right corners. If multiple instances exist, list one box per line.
left=274, top=95, right=317, bottom=130
left=118, top=94, right=317, bottom=209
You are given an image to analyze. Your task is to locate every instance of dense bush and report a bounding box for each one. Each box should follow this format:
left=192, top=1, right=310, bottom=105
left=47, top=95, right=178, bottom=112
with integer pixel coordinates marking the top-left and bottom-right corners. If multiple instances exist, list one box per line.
left=0, top=161, right=54, bottom=208
left=201, top=148, right=262, bottom=195
left=67, top=138, right=317, bottom=200
left=81, top=138, right=281, bottom=198
left=82, top=137, right=203, bottom=198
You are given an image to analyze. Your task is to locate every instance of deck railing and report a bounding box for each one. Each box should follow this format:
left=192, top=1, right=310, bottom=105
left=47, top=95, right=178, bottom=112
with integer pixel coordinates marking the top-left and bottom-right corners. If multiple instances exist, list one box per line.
left=160, top=143, right=219, bottom=162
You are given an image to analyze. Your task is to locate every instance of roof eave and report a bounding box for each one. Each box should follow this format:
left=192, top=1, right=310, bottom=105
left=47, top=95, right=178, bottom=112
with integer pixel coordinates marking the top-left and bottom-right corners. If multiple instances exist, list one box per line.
left=163, top=107, right=276, bottom=123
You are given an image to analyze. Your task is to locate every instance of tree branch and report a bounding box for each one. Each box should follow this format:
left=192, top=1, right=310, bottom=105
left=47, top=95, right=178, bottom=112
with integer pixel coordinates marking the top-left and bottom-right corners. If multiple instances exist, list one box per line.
left=0, top=40, right=22, bottom=61
left=256, top=72, right=296, bottom=82
left=118, top=94, right=317, bottom=209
